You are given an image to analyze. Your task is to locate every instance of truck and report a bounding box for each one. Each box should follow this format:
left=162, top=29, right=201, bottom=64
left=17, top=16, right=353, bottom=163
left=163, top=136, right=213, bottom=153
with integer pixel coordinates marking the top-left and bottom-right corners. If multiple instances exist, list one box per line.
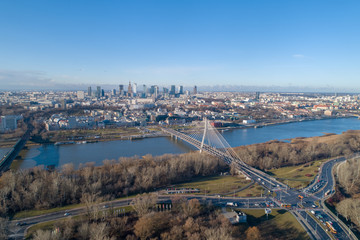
left=226, top=202, right=238, bottom=207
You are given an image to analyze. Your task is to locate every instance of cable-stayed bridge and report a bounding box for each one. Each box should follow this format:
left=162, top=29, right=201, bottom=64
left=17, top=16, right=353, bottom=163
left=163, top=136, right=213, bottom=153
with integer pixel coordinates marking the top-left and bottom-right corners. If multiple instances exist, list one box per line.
left=160, top=118, right=286, bottom=190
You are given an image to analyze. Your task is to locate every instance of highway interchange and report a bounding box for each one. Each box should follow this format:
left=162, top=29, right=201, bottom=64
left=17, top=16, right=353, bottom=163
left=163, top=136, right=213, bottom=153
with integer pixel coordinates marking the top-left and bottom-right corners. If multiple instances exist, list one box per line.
left=7, top=154, right=359, bottom=240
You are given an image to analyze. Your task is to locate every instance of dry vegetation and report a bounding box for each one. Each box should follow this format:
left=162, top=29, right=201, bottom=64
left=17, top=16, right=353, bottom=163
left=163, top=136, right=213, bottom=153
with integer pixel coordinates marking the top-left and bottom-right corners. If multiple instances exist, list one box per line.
left=234, top=130, right=360, bottom=170
left=329, top=157, right=360, bottom=231
left=0, top=152, right=227, bottom=217
left=29, top=194, right=245, bottom=240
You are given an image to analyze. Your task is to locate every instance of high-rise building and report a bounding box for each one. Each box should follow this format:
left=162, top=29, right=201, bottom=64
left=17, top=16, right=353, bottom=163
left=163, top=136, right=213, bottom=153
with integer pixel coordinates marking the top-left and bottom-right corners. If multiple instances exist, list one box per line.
left=127, top=81, right=133, bottom=97
left=133, top=83, right=137, bottom=95
left=101, top=89, right=105, bottom=97
left=0, top=115, right=18, bottom=132
left=87, top=86, right=92, bottom=96
left=170, top=85, right=176, bottom=95
left=163, top=87, right=169, bottom=94
left=150, top=85, right=155, bottom=95
left=119, top=85, right=124, bottom=96
left=62, top=99, right=67, bottom=109
left=154, top=85, right=159, bottom=98
left=112, top=89, right=117, bottom=96
left=96, top=86, right=101, bottom=98
left=255, top=92, right=260, bottom=101
left=178, top=86, right=184, bottom=94
left=193, top=85, right=197, bottom=95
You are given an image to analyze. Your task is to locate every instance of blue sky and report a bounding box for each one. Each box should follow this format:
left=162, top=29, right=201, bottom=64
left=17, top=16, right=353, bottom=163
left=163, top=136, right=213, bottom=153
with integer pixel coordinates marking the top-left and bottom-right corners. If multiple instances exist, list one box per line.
left=1, top=0, right=360, bottom=91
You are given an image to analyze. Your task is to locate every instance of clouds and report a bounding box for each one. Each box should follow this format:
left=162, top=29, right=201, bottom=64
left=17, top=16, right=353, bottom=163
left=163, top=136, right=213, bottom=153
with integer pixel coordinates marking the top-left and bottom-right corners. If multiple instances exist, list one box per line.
left=292, top=54, right=305, bottom=59
left=0, top=70, right=56, bottom=90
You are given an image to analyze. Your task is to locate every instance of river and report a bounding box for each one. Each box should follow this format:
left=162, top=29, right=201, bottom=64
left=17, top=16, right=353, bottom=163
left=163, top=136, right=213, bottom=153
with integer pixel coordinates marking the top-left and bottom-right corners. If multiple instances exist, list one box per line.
left=12, top=117, right=360, bottom=169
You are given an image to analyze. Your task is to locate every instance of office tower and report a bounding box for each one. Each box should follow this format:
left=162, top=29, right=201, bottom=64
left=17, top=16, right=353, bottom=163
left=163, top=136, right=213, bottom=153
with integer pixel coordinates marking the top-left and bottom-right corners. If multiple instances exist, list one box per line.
left=163, top=87, right=169, bottom=94
left=193, top=85, right=197, bottom=95
left=150, top=85, right=155, bottom=95
left=128, top=81, right=133, bottom=97
left=170, top=85, right=176, bottom=95
left=96, top=86, right=101, bottom=98
left=133, top=83, right=137, bottom=94
left=119, top=85, right=124, bottom=96
left=0, top=115, right=18, bottom=132
left=62, top=99, right=67, bottom=109
left=178, top=86, right=184, bottom=94
left=101, top=89, right=105, bottom=97
left=255, top=92, right=260, bottom=100
left=154, top=85, right=159, bottom=98
left=87, top=86, right=92, bottom=96
left=112, top=89, right=116, bottom=96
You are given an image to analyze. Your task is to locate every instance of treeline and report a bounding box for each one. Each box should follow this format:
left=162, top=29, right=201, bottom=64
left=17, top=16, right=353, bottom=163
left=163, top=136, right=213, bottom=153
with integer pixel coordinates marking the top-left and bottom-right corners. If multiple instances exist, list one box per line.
left=31, top=194, right=256, bottom=240
left=332, top=157, right=360, bottom=229
left=234, top=130, right=360, bottom=170
left=0, top=152, right=227, bottom=216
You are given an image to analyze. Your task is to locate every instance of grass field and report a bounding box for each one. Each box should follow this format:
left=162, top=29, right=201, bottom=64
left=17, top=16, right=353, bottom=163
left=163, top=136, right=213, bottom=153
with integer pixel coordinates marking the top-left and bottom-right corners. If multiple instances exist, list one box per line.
left=239, top=209, right=310, bottom=240
left=229, top=183, right=264, bottom=197
left=25, top=206, right=133, bottom=238
left=267, top=159, right=323, bottom=189
left=13, top=203, right=85, bottom=220
left=44, top=127, right=142, bottom=142
left=173, top=175, right=254, bottom=195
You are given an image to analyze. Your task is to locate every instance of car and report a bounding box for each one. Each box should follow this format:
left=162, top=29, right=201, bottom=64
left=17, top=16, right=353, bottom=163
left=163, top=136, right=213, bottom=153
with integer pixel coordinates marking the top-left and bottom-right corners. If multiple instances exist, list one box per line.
left=311, top=210, right=315, bottom=214
left=16, top=222, right=26, bottom=226
left=64, top=212, right=71, bottom=216
left=312, top=204, right=316, bottom=208
left=254, top=203, right=259, bottom=206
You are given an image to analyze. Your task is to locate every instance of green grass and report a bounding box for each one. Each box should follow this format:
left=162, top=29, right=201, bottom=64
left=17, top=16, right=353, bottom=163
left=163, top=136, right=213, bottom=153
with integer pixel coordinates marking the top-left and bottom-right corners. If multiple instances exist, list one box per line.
left=239, top=209, right=311, bottom=240
left=13, top=203, right=85, bottom=220
left=228, top=183, right=264, bottom=197
left=267, top=159, right=323, bottom=189
left=25, top=220, right=58, bottom=238
left=13, top=194, right=137, bottom=220
left=173, top=175, right=253, bottom=195
left=25, top=206, right=134, bottom=238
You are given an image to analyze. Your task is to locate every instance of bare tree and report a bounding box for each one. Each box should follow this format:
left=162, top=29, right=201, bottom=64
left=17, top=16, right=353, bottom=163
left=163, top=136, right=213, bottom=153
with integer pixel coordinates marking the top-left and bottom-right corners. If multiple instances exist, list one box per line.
left=131, top=193, right=158, bottom=217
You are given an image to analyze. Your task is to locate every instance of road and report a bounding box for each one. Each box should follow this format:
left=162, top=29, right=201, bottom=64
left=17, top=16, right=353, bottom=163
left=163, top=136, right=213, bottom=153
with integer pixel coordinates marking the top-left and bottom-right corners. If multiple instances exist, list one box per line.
left=8, top=195, right=267, bottom=239
left=7, top=151, right=359, bottom=239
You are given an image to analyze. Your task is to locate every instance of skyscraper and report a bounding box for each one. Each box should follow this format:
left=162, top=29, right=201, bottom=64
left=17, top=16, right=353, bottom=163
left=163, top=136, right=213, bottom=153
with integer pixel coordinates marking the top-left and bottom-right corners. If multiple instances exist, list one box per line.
left=170, top=85, right=176, bottom=95
left=87, top=86, right=92, bottom=96
left=133, top=83, right=137, bottom=96
left=96, top=86, right=101, bottom=98
left=255, top=92, right=260, bottom=101
left=178, top=86, right=184, bottom=94
left=193, top=85, right=197, bottom=95
left=128, top=81, right=133, bottom=97
left=119, top=85, right=124, bottom=96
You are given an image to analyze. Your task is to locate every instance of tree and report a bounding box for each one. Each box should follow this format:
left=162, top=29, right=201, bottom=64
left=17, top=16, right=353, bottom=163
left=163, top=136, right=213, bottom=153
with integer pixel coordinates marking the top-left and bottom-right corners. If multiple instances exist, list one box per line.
left=131, top=193, right=158, bottom=217
left=0, top=218, right=8, bottom=240
left=245, top=226, right=261, bottom=240
left=182, top=199, right=201, bottom=217
left=134, top=212, right=170, bottom=240
left=204, top=227, right=233, bottom=240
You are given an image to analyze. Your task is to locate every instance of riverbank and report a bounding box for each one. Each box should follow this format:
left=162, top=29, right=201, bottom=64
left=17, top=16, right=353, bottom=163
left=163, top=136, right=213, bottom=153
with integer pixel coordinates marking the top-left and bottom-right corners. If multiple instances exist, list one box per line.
left=0, top=115, right=356, bottom=149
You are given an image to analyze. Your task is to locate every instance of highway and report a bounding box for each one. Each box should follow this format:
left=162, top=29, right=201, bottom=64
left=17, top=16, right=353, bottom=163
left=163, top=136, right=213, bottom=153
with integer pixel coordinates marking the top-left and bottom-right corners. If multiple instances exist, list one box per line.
left=7, top=127, right=359, bottom=240
left=8, top=195, right=268, bottom=240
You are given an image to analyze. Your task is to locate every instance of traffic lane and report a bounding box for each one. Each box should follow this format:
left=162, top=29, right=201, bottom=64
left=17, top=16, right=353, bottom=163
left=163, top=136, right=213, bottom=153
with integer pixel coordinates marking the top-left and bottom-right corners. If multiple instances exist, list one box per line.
left=299, top=211, right=331, bottom=240
left=316, top=210, right=349, bottom=240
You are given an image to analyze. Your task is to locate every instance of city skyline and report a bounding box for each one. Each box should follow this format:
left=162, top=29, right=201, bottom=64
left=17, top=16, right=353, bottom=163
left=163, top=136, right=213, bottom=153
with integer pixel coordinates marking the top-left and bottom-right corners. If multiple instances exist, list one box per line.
left=1, top=1, right=360, bottom=91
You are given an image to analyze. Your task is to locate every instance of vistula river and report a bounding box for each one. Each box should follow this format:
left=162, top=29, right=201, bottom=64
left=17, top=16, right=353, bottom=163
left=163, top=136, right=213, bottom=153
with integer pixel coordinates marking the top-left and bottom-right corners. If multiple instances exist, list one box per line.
left=13, top=117, right=360, bottom=169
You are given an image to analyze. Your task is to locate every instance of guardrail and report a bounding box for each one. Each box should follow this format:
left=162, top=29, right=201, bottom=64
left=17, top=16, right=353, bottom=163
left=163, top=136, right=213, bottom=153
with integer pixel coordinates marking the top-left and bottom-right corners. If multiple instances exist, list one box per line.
left=0, top=138, right=25, bottom=173
left=320, top=160, right=358, bottom=240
